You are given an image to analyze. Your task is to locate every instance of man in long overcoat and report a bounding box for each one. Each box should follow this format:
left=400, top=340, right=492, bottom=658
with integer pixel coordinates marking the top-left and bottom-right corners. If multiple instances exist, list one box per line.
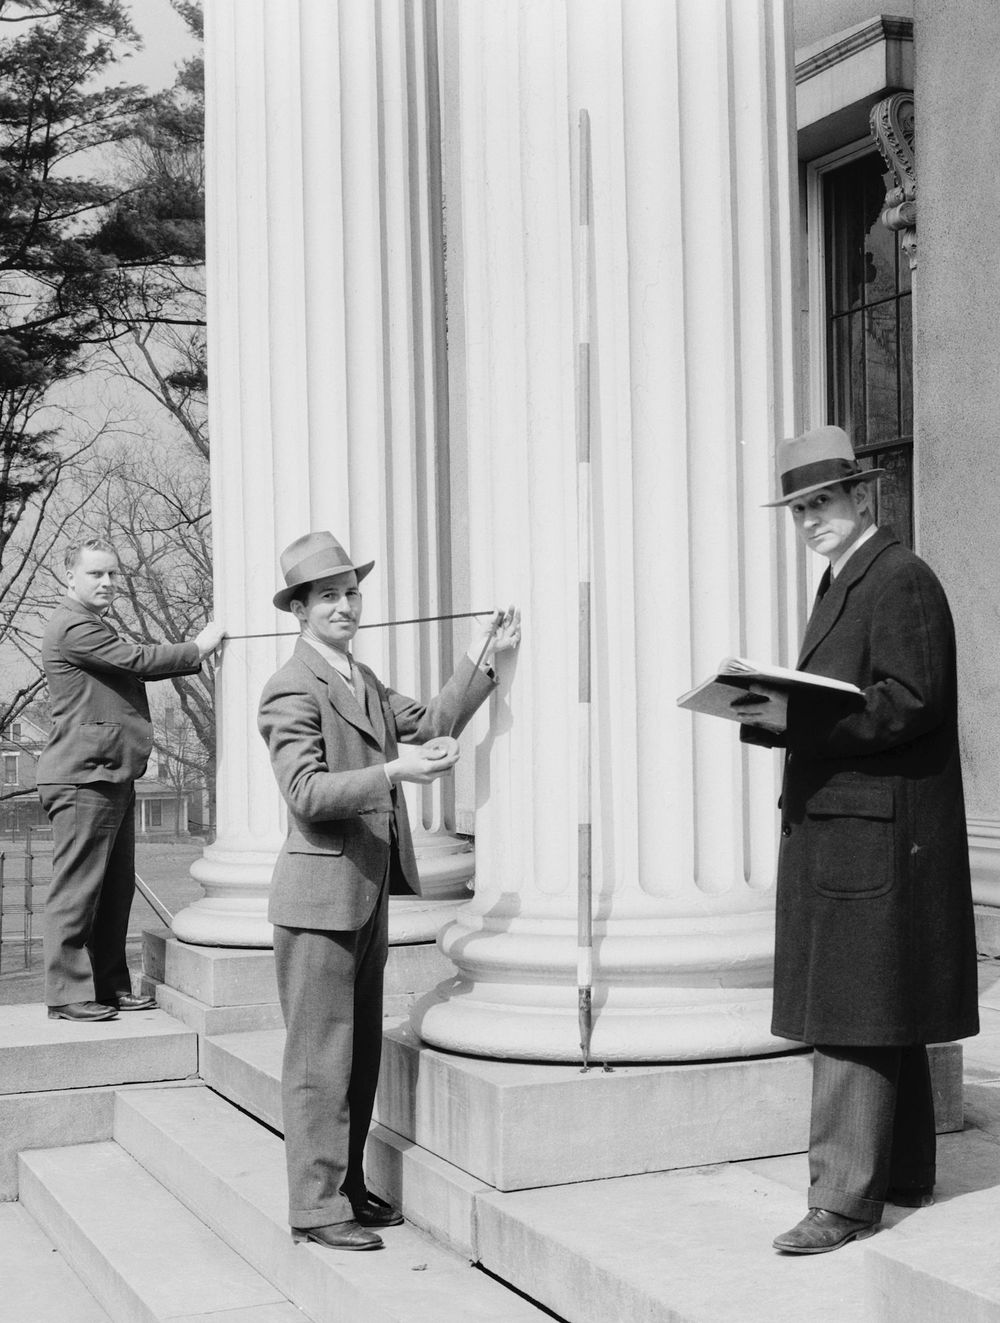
left=741, top=426, right=979, bottom=1255
left=258, top=531, right=519, bottom=1251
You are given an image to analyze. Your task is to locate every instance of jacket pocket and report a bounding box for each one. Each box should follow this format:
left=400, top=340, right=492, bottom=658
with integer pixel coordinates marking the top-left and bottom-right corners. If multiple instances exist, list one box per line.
left=285, top=826, right=345, bottom=856
left=805, top=783, right=894, bottom=899
left=79, top=722, right=123, bottom=771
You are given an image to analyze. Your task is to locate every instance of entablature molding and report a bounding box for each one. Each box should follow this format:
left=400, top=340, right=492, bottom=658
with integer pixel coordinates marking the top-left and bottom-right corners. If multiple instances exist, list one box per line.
left=796, top=14, right=913, bottom=162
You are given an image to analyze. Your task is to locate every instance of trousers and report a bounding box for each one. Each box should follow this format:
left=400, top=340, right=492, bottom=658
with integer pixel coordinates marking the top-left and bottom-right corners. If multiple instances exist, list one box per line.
left=40, top=782, right=136, bottom=1007
left=273, top=866, right=390, bottom=1229
left=808, top=1043, right=936, bottom=1223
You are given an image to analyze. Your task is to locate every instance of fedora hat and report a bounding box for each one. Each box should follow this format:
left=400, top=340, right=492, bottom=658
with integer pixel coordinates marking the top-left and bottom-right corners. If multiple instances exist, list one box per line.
left=763, top=425, right=885, bottom=507
left=272, top=531, right=374, bottom=611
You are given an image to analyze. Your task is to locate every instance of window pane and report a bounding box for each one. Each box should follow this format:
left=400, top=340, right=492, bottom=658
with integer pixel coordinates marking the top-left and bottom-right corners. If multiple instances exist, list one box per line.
left=823, top=149, right=913, bottom=535
left=868, top=446, right=913, bottom=548
left=863, top=166, right=897, bottom=305
left=865, top=301, right=899, bottom=443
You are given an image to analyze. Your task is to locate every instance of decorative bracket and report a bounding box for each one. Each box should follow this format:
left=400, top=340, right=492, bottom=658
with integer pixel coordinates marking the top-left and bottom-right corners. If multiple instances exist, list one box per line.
left=870, top=92, right=916, bottom=269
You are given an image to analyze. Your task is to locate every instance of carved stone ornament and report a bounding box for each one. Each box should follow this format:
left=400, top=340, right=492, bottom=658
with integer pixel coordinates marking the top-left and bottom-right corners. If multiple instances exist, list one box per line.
left=870, top=92, right=916, bottom=269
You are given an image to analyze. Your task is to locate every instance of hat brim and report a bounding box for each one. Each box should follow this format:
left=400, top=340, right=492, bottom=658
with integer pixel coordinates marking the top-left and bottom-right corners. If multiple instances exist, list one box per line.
left=762, top=468, right=886, bottom=508
left=273, top=559, right=374, bottom=611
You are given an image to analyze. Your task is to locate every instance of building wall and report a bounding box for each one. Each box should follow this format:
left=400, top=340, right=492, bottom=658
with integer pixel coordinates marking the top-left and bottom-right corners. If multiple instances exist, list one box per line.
left=913, top=0, right=1000, bottom=820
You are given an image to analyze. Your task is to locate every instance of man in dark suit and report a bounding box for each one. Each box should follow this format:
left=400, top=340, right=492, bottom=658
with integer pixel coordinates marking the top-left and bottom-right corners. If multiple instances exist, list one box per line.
left=37, top=538, right=226, bottom=1022
left=740, top=426, right=979, bottom=1255
left=258, top=531, right=519, bottom=1251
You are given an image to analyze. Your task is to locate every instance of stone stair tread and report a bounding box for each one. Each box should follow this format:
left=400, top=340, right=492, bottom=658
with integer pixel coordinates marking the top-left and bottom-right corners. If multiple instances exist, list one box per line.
left=864, top=1175, right=1000, bottom=1321
left=0, top=1002, right=197, bottom=1094
left=0, top=1202, right=113, bottom=1322
left=476, top=1161, right=878, bottom=1323
left=18, top=1140, right=303, bottom=1322
left=113, top=1083, right=549, bottom=1322
left=206, top=1025, right=285, bottom=1076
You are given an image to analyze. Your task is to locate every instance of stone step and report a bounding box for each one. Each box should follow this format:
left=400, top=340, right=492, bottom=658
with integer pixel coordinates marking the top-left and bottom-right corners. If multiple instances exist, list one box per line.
left=18, top=1140, right=305, bottom=1323
left=866, top=1186, right=1000, bottom=1321
left=111, top=1083, right=552, bottom=1322
left=0, top=1002, right=197, bottom=1095
left=0, top=1202, right=112, bottom=1322
left=0, top=1084, right=117, bottom=1200
left=200, top=1025, right=284, bottom=1130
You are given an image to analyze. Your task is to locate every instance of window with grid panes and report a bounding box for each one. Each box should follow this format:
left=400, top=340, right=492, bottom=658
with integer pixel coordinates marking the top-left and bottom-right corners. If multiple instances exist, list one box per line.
left=823, top=150, right=913, bottom=546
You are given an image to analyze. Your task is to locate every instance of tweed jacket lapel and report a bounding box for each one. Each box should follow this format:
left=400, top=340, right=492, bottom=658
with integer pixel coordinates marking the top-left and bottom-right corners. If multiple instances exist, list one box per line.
left=356, top=662, right=387, bottom=749
left=293, top=639, right=379, bottom=744
left=797, top=526, right=899, bottom=669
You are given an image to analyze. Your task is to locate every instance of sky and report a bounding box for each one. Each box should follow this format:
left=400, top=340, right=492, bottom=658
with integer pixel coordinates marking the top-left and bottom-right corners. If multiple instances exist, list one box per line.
left=119, top=0, right=199, bottom=92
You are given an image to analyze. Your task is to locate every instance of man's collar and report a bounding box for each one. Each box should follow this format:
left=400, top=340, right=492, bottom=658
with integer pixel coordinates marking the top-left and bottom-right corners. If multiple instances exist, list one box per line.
left=62, top=594, right=106, bottom=618
left=299, top=631, right=352, bottom=677
left=830, top=522, right=878, bottom=578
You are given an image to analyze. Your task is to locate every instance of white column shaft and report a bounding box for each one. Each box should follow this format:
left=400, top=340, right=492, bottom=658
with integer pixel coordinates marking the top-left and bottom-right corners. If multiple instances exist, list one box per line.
left=414, top=0, right=801, bottom=1060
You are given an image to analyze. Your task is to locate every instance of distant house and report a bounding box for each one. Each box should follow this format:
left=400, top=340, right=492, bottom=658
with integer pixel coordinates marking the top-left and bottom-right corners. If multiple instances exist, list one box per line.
left=0, top=714, right=49, bottom=834
left=0, top=710, right=198, bottom=839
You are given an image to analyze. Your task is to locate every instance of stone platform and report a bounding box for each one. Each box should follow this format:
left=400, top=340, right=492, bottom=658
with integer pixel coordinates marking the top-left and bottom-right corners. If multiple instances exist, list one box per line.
left=376, top=1023, right=963, bottom=1191
left=142, top=929, right=457, bottom=1034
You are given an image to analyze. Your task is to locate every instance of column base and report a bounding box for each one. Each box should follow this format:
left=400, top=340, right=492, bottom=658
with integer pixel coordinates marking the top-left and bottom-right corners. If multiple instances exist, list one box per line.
left=409, top=829, right=474, bottom=901
left=171, top=841, right=276, bottom=947
left=172, top=832, right=474, bottom=947
left=411, top=909, right=787, bottom=1063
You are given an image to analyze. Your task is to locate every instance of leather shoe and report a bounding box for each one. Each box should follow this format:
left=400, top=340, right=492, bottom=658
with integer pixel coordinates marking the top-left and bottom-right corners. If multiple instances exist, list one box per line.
left=352, top=1193, right=403, bottom=1228
left=886, top=1185, right=934, bottom=1208
left=103, top=993, right=156, bottom=1012
left=47, top=1002, right=118, bottom=1022
left=292, top=1220, right=383, bottom=1251
left=773, top=1208, right=876, bottom=1254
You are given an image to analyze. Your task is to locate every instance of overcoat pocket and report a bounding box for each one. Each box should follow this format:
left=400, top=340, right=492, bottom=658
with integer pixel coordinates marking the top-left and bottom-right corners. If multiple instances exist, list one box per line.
left=805, top=783, right=894, bottom=899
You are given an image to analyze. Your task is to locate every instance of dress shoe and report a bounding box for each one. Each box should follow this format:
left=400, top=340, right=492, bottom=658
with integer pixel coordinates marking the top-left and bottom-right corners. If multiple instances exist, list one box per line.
left=886, top=1185, right=934, bottom=1208
left=291, top=1220, right=383, bottom=1251
left=47, top=1002, right=118, bottom=1022
left=352, top=1193, right=404, bottom=1228
left=772, top=1208, right=876, bottom=1254
left=103, top=992, right=156, bottom=1012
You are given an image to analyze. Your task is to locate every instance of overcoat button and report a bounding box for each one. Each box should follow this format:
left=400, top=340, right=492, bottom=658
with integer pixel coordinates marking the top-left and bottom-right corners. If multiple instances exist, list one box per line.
left=781, top=825, right=791, bottom=837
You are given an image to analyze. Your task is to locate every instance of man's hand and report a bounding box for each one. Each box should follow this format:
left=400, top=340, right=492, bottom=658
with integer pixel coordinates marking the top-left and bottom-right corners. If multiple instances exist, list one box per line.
left=385, top=736, right=460, bottom=785
left=734, top=683, right=788, bottom=732
left=468, top=605, right=521, bottom=668
left=195, top=620, right=227, bottom=660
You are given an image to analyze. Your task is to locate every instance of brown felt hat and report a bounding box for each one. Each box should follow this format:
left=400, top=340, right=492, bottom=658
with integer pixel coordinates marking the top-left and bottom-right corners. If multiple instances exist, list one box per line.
left=763, top=425, right=885, bottom=507
left=272, top=531, right=374, bottom=611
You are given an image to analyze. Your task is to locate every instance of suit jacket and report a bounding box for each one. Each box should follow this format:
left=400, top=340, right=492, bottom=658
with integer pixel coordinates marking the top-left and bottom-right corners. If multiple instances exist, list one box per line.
left=258, top=640, right=495, bottom=931
left=36, top=597, right=202, bottom=785
left=746, top=527, right=979, bottom=1046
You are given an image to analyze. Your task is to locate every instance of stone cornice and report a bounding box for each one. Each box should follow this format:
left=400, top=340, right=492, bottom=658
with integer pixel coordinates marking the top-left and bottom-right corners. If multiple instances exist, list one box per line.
left=796, top=15, right=913, bottom=84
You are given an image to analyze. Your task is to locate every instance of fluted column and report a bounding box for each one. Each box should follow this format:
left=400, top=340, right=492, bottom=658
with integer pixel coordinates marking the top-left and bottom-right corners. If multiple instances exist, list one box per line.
left=174, top=0, right=471, bottom=945
left=413, top=0, right=802, bottom=1060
